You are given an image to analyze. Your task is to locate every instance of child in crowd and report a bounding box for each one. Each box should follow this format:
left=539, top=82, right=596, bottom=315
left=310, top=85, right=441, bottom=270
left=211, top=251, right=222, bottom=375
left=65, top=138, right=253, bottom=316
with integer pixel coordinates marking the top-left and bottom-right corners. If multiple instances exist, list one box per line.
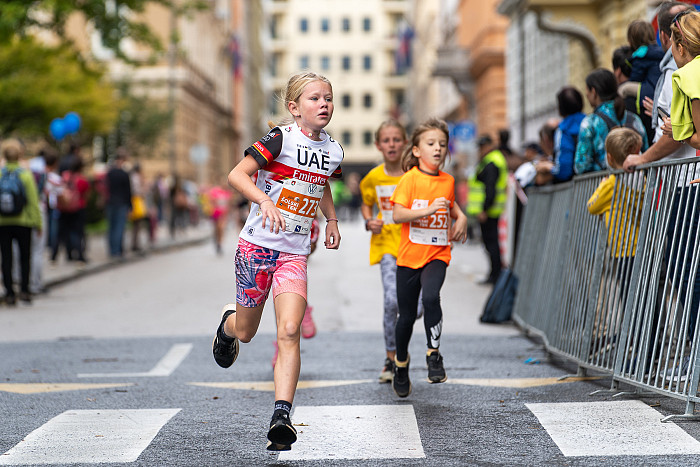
left=661, top=10, right=700, bottom=149
left=626, top=20, right=665, bottom=137
left=389, top=118, right=468, bottom=398
left=211, top=71, right=343, bottom=451
left=359, top=119, right=412, bottom=383
left=587, top=128, right=644, bottom=258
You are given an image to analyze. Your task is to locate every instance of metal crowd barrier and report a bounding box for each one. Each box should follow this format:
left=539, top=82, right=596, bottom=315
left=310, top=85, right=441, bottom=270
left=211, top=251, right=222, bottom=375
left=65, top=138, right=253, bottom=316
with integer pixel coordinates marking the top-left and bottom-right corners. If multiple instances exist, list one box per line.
left=512, top=156, right=700, bottom=421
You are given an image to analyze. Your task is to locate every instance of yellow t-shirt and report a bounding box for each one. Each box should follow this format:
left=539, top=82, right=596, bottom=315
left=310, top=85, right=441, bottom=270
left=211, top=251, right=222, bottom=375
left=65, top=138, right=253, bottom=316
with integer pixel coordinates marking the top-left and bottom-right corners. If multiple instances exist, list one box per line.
left=359, top=164, right=403, bottom=265
left=391, top=167, right=455, bottom=269
left=586, top=174, right=641, bottom=257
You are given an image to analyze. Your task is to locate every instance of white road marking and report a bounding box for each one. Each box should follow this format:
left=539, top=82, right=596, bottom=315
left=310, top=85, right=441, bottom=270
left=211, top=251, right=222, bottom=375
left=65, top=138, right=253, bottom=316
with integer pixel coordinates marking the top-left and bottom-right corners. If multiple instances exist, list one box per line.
left=188, top=379, right=372, bottom=391
left=0, top=383, right=133, bottom=394
left=0, top=409, right=180, bottom=465
left=448, top=376, right=602, bottom=388
left=527, top=400, right=700, bottom=456
left=278, top=405, right=424, bottom=460
left=78, top=343, right=192, bottom=378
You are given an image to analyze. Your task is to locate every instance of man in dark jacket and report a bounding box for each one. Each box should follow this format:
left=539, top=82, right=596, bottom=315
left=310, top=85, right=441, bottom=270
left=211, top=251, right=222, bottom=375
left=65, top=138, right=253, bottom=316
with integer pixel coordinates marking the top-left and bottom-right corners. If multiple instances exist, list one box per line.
left=105, top=149, right=132, bottom=258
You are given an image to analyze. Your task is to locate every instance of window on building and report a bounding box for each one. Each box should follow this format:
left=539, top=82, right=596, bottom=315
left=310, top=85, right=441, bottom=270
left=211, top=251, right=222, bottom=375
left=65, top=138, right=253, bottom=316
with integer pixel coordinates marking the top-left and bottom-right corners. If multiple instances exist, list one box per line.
left=342, top=131, right=352, bottom=146
left=363, top=93, right=373, bottom=108
left=300, top=18, right=308, bottom=33
left=300, top=55, right=309, bottom=70
left=363, top=131, right=373, bottom=146
left=269, top=16, right=279, bottom=39
left=342, top=94, right=352, bottom=108
left=269, top=53, right=280, bottom=77
left=342, top=17, right=350, bottom=32
left=342, top=55, right=351, bottom=71
left=321, top=18, right=330, bottom=32
left=320, top=55, right=330, bottom=71
left=363, top=55, right=372, bottom=71
left=363, top=17, right=371, bottom=32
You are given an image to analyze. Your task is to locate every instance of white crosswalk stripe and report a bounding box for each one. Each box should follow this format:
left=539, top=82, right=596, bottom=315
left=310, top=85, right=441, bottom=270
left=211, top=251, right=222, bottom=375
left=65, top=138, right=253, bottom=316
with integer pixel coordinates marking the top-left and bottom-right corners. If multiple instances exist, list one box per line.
left=0, top=409, right=180, bottom=465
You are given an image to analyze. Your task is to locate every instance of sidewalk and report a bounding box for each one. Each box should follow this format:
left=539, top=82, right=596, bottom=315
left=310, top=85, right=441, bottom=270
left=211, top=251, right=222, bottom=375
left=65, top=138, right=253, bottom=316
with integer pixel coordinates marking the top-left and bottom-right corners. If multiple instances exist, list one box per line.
left=42, top=221, right=213, bottom=289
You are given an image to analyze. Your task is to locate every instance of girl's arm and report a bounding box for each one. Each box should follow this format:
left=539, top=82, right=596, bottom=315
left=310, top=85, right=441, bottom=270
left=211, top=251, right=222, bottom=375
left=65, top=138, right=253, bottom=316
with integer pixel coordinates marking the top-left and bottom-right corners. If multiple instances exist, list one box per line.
left=361, top=203, right=384, bottom=234
left=449, top=204, right=467, bottom=243
left=393, top=197, right=450, bottom=224
left=319, top=186, right=340, bottom=249
left=228, top=155, right=285, bottom=233
left=688, top=100, right=700, bottom=150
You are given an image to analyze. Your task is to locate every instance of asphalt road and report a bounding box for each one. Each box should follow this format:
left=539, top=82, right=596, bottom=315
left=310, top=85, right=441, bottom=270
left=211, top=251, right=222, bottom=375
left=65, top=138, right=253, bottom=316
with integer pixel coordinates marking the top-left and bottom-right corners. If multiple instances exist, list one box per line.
left=1, top=220, right=700, bottom=466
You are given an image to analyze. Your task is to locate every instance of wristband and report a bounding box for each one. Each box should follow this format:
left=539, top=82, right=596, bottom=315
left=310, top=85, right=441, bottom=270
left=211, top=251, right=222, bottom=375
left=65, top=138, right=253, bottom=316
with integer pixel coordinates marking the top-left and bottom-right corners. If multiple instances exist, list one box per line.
left=326, top=218, right=338, bottom=223
left=259, top=199, right=273, bottom=206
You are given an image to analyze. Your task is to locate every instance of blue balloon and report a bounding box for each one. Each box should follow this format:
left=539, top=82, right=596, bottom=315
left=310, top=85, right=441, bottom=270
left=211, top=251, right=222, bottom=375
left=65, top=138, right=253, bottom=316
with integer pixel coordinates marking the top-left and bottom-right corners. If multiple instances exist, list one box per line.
left=49, top=118, right=66, bottom=140
left=63, top=112, right=81, bottom=134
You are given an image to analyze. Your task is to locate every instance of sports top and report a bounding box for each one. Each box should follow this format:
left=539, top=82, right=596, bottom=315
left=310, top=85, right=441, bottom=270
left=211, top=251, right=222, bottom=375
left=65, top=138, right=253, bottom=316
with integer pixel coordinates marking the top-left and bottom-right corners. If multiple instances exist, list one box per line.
left=359, top=163, right=403, bottom=265
left=390, top=166, right=455, bottom=269
left=239, top=123, right=344, bottom=255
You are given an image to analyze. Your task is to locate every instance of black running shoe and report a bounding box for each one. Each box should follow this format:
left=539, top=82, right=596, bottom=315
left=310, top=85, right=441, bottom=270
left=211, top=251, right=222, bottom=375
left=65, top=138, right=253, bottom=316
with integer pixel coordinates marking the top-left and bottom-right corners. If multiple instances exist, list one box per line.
left=212, top=304, right=239, bottom=368
left=379, top=357, right=394, bottom=383
left=267, top=412, right=297, bottom=448
left=427, top=351, right=447, bottom=383
left=392, top=356, right=412, bottom=397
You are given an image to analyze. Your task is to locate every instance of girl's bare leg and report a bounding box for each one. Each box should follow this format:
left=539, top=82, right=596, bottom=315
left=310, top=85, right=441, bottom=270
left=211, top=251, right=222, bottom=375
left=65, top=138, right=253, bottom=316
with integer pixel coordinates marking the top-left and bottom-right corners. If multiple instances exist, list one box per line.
left=273, top=292, right=306, bottom=403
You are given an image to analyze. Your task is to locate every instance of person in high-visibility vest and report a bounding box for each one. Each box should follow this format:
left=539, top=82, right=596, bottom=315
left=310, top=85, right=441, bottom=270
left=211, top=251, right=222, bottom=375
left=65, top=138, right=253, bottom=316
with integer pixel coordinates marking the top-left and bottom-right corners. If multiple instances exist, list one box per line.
left=467, top=135, right=507, bottom=285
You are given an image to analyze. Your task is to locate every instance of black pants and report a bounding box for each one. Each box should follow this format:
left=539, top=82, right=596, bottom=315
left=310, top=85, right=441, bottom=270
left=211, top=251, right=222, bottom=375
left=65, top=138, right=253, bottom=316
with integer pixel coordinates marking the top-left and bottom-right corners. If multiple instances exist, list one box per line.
left=395, top=260, right=447, bottom=362
left=480, top=217, right=502, bottom=282
left=0, top=225, right=32, bottom=297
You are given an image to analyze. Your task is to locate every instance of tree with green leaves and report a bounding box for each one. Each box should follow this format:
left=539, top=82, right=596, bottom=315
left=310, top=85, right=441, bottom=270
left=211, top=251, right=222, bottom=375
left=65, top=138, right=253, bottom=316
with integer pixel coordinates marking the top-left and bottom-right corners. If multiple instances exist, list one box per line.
left=0, top=38, right=119, bottom=139
left=0, top=0, right=207, bottom=61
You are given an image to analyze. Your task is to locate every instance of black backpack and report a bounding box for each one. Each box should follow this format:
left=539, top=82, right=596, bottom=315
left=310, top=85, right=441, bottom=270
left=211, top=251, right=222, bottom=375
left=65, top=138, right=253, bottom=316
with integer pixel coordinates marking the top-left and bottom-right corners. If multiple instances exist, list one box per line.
left=0, top=167, right=27, bottom=216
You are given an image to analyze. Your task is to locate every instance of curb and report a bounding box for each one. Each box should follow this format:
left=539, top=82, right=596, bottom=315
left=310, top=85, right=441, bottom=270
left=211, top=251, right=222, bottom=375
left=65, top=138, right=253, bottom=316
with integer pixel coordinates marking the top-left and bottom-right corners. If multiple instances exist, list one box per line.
left=44, top=233, right=211, bottom=289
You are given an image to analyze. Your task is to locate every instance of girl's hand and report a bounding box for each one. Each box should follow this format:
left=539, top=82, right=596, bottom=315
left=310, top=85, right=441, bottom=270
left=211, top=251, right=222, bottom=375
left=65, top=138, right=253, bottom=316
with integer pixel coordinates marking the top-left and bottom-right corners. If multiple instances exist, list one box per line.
left=324, top=220, right=341, bottom=249
left=451, top=215, right=468, bottom=244
left=259, top=199, right=285, bottom=233
left=661, top=116, right=673, bottom=138
left=428, top=197, right=450, bottom=215
left=366, top=218, right=384, bottom=234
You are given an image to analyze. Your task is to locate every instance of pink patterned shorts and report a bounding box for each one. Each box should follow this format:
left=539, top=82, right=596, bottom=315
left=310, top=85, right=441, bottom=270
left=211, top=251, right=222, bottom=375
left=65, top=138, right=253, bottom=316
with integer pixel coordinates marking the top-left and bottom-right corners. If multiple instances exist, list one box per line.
left=235, top=238, right=307, bottom=307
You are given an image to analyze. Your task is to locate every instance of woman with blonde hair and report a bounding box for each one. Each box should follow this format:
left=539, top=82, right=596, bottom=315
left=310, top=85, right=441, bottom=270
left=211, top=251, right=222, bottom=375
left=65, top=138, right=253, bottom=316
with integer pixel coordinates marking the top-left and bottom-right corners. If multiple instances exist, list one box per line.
left=662, top=9, right=700, bottom=148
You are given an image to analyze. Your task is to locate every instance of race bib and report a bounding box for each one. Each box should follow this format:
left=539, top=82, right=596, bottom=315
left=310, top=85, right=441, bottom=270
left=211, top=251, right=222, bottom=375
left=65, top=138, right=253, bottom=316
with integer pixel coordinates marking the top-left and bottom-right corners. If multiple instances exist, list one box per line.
left=275, top=178, right=324, bottom=234
left=375, top=184, right=396, bottom=224
left=408, top=199, right=449, bottom=246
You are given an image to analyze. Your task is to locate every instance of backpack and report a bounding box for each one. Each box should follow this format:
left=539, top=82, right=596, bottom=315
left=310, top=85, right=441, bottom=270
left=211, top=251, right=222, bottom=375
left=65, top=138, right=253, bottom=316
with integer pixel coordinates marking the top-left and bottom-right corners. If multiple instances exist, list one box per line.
left=0, top=167, right=27, bottom=216
left=594, top=109, right=642, bottom=135
left=56, top=173, right=81, bottom=213
left=480, top=268, right=518, bottom=324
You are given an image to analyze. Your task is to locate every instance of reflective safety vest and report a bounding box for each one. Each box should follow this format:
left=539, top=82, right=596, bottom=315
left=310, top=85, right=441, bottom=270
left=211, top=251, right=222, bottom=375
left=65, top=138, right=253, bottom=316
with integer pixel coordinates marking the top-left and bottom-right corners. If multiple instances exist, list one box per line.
left=467, top=149, right=507, bottom=217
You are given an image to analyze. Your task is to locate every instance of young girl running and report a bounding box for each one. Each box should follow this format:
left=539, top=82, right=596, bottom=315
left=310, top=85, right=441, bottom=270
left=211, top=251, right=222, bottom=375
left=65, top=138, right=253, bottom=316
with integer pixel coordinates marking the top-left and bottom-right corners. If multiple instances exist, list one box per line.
left=211, top=71, right=343, bottom=450
left=359, top=120, right=410, bottom=382
left=390, top=118, right=468, bottom=398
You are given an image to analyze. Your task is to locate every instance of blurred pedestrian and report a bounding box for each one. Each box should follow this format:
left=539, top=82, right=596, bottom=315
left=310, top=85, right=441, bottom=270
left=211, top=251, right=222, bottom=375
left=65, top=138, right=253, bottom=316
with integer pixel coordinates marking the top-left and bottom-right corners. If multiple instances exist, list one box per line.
left=498, top=128, right=522, bottom=171
left=389, top=118, right=467, bottom=398
left=42, top=150, right=62, bottom=266
left=210, top=71, right=343, bottom=451
left=129, top=163, right=148, bottom=253
left=207, top=181, right=232, bottom=255
left=52, top=155, right=89, bottom=264
left=467, top=134, right=508, bottom=285
left=169, top=175, right=189, bottom=237
left=105, top=150, right=132, bottom=258
left=574, top=68, right=648, bottom=174
left=627, top=20, right=664, bottom=139
left=0, top=139, right=42, bottom=305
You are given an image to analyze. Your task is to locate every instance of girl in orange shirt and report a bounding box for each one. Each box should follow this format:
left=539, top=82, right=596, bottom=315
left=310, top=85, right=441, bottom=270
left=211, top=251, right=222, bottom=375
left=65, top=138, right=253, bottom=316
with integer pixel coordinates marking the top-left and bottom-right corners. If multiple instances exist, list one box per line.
left=390, top=118, right=467, bottom=398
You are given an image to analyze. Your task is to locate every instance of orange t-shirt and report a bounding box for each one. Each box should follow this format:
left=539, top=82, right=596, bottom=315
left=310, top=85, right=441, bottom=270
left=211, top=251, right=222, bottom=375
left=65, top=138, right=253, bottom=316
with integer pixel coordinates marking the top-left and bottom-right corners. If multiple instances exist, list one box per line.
left=390, top=167, right=455, bottom=269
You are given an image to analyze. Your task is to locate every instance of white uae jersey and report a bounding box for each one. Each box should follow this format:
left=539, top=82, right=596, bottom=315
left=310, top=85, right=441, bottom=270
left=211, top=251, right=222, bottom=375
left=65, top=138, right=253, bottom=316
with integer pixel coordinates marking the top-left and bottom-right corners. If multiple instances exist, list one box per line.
left=239, top=123, right=344, bottom=254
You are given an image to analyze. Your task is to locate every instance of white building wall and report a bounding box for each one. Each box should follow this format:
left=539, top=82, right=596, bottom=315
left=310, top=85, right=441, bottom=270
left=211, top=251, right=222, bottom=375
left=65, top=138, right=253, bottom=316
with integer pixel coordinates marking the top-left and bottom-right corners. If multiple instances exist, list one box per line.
left=262, top=0, right=409, bottom=167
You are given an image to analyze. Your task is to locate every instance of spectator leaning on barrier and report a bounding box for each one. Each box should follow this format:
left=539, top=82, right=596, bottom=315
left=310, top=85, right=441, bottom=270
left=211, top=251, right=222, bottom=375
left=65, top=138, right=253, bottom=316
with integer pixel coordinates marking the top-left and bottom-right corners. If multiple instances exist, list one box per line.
left=575, top=69, right=649, bottom=175
left=661, top=9, right=700, bottom=149
left=587, top=128, right=644, bottom=259
left=467, top=135, right=507, bottom=285
left=624, top=1, right=696, bottom=172
left=0, top=139, right=42, bottom=305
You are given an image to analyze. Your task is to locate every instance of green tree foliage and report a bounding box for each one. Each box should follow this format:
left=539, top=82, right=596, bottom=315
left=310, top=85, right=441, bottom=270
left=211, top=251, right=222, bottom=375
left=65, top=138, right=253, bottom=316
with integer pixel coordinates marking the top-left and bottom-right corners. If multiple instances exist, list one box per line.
left=115, top=82, right=173, bottom=158
left=0, top=38, right=119, bottom=138
left=0, top=0, right=207, bottom=61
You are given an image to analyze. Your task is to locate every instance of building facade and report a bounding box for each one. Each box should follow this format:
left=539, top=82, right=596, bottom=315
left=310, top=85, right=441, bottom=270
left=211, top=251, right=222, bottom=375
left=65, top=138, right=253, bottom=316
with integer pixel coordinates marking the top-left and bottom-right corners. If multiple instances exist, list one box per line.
left=263, top=0, right=411, bottom=172
left=497, top=0, right=657, bottom=146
